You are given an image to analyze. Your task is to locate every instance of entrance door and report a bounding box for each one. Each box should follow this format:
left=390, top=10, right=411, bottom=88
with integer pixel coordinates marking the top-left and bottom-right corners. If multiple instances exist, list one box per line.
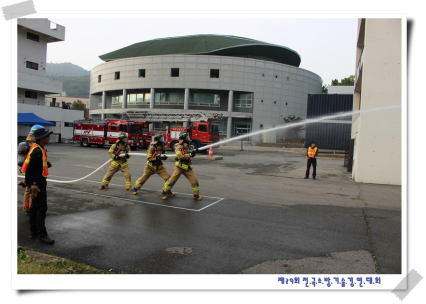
left=235, top=123, right=251, bottom=141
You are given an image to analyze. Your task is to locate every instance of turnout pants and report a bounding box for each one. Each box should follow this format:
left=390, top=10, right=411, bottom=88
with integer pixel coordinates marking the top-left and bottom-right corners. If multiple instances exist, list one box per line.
left=305, top=158, right=317, bottom=178
left=28, top=180, right=48, bottom=238
left=23, top=187, right=31, bottom=213
left=134, top=165, right=171, bottom=190
left=163, top=166, right=200, bottom=195
left=101, top=162, right=132, bottom=190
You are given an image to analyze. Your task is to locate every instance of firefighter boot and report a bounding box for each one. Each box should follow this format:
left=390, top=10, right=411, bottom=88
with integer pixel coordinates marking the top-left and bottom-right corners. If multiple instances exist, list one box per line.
left=193, top=194, right=202, bottom=201
left=133, top=187, right=138, bottom=195
left=99, top=185, right=105, bottom=190
left=161, top=190, right=168, bottom=200
left=167, top=191, right=175, bottom=197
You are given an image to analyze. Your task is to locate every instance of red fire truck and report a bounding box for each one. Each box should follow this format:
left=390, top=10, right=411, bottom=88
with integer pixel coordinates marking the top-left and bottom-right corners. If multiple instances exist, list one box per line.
left=121, top=111, right=222, bottom=151
left=72, top=119, right=148, bottom=149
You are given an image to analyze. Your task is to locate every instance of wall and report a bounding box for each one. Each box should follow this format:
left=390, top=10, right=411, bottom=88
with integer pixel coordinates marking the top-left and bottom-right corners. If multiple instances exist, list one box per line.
left=351, top=18, right=401, bottom=185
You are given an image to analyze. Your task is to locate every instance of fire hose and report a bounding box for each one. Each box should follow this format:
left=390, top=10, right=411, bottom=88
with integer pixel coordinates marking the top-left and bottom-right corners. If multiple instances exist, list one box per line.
left=17, top=152, right=175, bottom=184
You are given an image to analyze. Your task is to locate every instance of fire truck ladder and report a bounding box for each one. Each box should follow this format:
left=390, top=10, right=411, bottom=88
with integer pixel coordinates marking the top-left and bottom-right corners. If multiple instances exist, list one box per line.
left=121, top=111, right=223, bottom=122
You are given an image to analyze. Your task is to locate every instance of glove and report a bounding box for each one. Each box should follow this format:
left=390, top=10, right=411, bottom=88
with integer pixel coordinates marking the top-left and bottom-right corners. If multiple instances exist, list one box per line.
left=30, top=184, right=40, bottom=199
left=18, top=180, right=26, bottom=188
left=190, top=151, right=196, bottom=157
left=125, top=153, right=129, bottom=159
left=47, top=161, right=52, bottom=168
left=160, top=155, right=168, bottom=160
left=114, top=155, right=120, bottom=160
left=156, top=155, right=162, bottom=161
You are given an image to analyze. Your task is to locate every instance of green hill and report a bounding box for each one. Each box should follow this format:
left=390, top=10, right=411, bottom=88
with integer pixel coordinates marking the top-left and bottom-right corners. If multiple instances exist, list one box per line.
left=47, top=62, right=90, bottom=98
left=46, top=62, right=90, bottom=77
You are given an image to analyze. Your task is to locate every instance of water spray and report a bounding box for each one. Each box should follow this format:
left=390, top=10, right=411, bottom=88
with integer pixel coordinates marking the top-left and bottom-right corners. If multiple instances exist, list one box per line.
left=198, top=105, right=401, bottom=151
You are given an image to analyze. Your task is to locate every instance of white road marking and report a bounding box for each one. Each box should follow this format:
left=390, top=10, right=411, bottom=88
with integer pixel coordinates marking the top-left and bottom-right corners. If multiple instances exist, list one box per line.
left=37, top=175, right=225, bottom=212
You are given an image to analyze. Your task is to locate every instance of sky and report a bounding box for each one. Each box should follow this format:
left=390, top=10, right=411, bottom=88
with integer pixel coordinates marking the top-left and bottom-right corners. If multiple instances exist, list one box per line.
left=46, top=17, right=358, bottom=86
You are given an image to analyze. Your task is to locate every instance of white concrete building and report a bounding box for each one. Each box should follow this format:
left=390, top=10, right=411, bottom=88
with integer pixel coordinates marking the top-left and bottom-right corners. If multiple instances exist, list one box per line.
left=328, top=86, right=354, bottom=94
left=89, top=35, right=323, bottom=141
left=351, top=18, right=402, bottom=185
left=17, top=18, right=84, bottom=142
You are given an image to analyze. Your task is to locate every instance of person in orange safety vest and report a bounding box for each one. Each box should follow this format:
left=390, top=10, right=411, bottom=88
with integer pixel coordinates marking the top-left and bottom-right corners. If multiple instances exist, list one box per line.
left=304, top=141, right=318, bottom=180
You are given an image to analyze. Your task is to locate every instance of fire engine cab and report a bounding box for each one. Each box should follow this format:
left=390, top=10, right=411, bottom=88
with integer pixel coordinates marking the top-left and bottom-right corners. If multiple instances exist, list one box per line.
left=72, top=119, right=148, bottom=148
left=121, top=111, right=222, bottom=151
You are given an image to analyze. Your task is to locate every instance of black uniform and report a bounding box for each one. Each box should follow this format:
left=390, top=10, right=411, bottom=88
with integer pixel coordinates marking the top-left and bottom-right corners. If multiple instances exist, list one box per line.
left=25, top=146, right=48, bottom=238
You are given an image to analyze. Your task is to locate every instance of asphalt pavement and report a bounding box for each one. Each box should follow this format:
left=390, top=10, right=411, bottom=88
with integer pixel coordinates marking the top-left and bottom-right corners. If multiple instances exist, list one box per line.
left=16, top=143, right=401, bottom=274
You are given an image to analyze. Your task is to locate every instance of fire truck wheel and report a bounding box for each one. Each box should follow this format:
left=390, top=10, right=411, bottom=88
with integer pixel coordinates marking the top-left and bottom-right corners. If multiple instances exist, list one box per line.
left=82, top=139, right=91, bottom=147
left=189, top=142, right=198, bottom=151
left=171, top=141, right=179, bottom=151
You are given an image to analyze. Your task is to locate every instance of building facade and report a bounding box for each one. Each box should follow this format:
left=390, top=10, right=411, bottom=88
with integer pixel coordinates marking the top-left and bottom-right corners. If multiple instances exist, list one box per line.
left=17, top=18, right=84, bottom=141
left=352, top=19, right=402, bottom=185
left=89, top=35, right=322, bottom=141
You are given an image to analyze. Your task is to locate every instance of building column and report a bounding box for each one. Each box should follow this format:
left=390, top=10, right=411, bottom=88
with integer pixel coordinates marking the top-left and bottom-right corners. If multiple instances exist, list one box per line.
left=227, top=117, right=232, bottom=139
left=150, top=88, right=155, bottom=109
left=226, top=90, right=233, bottom=139
left=228, top=90, right=233, bottom=112
left=102, top=91, right=106, bottom=120
left=184, top=88, right=189, bottom=110
left=122, top=89, right=127, bottom=109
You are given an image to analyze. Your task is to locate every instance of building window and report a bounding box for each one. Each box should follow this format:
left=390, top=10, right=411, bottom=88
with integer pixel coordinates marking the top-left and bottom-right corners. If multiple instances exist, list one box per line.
left=27, top=32, right=39, bottom=42
left=26, top=61, right=38, bottom=70
left=171, top=68, right=179, bottom=77
left=64, top=122, right=74, bottom=127
left=154, top=92, right=184, bottom=105
left=235, top=94, right=252, bottom=108
left=139, top=69, right=145, bottom=78
left=112, top=95, right=123, bottom=105
left=189, top=93, right=220, bottom=107
left=25, top=91, right=37, bottom=99
left=210, top=69, right=219, bottom=78
left=214, top=121, right=228, bottom=136
left=235, top=123, right=251, bottom=141
left=98, top=75, right=101, bottom=82
left=114, top=71, right=120, bottom=80
left=128, top=93, right=150, bottom=104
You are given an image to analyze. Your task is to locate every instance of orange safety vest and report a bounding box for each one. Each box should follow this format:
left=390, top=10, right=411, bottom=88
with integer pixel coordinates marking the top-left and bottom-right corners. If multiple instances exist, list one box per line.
left=21, top=144, right=48, bottom=177
left=308, top=147, right=317, bottom=158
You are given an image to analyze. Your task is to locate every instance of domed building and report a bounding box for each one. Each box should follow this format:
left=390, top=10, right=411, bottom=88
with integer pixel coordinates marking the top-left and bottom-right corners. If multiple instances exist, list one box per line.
left=89, top=34, right=323, bottom=141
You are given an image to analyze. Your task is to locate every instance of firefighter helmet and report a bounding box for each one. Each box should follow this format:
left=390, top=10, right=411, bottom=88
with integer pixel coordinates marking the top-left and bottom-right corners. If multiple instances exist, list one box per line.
left=154, top=133, right=165, bottom=143
left=30, top=125, right=44, bottom=134
left=118, top=133, right=128, bottom=142
left=179, top=131, right=190, bottom=142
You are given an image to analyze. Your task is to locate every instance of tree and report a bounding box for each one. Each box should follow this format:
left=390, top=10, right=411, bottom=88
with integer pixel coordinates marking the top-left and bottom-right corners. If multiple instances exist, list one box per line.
left=73, top=100, right=86, bottom=111
left=330, top=75, right=355, bottom=86
left=284, top=115, right=305, bottom=138
left=322, top=85, right=328, bottom=94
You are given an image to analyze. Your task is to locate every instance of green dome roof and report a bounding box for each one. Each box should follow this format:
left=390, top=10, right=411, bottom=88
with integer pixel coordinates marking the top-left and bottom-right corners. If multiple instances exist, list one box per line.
left=99, top=34, right=301, bottom=67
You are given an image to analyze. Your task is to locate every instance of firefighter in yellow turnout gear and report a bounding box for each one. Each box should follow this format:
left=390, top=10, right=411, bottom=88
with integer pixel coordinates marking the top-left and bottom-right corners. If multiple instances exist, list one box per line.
left=162, top=131, right=202, bottom=201
left=133, top=133, right=173, bottom=196
left=99, top=133, right=132, bottom=191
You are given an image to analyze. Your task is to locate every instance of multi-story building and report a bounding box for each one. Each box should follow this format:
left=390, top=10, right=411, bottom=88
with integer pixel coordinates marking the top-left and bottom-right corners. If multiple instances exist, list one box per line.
left=89, top=35, right=322, bottom=141
left=351, top=18, right=402, bottom=185
left=17, top=18, right=84, bottom=142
